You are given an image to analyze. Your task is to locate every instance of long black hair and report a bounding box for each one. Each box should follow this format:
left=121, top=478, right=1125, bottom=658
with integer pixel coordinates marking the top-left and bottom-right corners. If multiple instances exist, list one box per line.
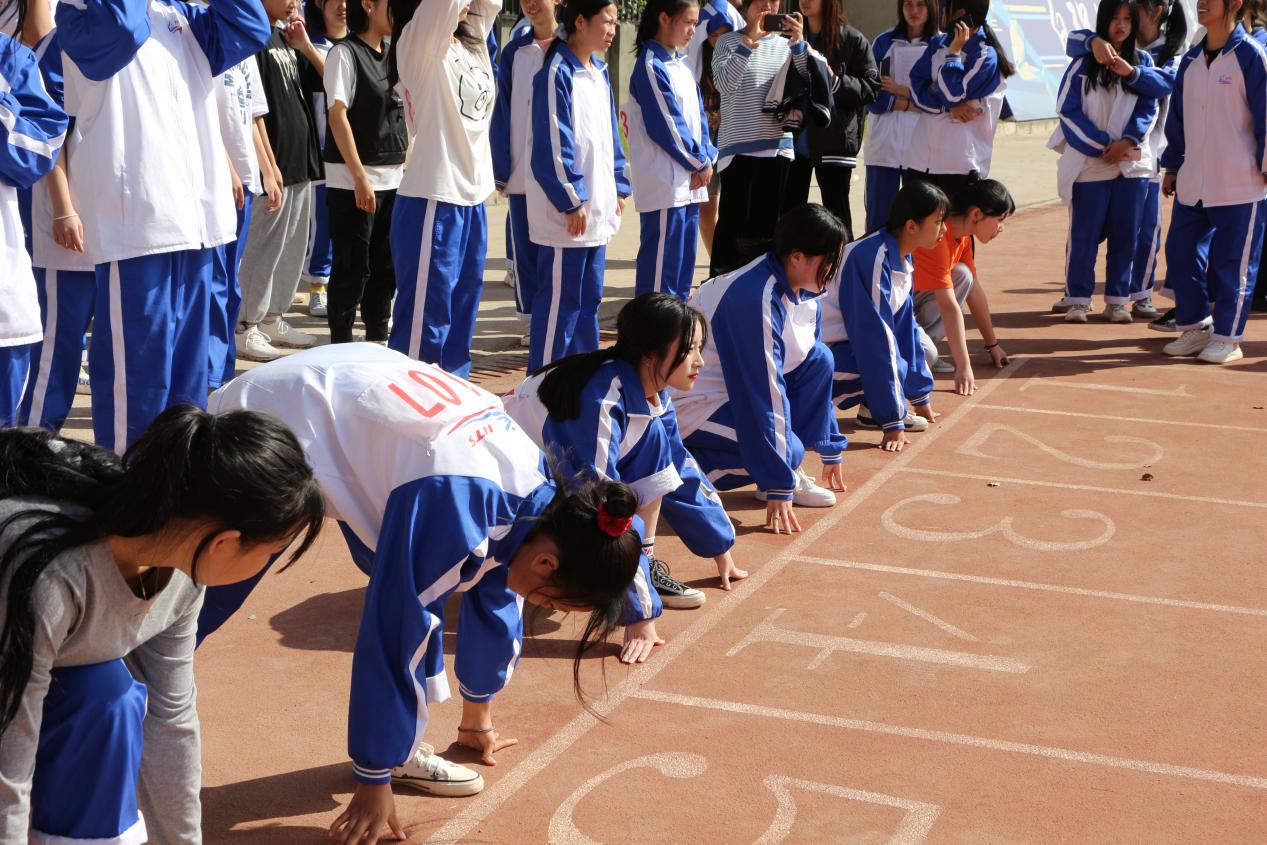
left=1140, top=0, right=1187, bottom=65
left=534, top=293, right=706, bottom=420
left=947, top=0, right=1016, bottom=77
left=798, top=0, right=850, bottom=66
left=949, top=178, right=1015, bottom=218
left=345, top=0, right=371, bottom=36
left=388, top=0, right=484, bottom=86
left=896, top=0, right=939, bottom=40
left=0, top=406, right=325, bottom=740
left=774, top=203, right=849, bottom=291
left=886, top=180, right=949, bottom=232
left=1089, top=0, right=1140, bottom=88
left=528, top=473, right=642, bottom=700
left=635, top=0, right=699, bottom=54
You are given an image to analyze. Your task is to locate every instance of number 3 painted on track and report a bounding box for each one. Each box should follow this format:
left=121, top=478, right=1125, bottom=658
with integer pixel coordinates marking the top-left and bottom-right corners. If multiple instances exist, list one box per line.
left=881, top=493, right=1116, bottom=552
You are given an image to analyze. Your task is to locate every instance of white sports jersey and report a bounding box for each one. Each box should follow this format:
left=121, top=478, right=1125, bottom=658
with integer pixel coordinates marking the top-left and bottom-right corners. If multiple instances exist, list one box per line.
left=207, top=343, right=547, bottom=551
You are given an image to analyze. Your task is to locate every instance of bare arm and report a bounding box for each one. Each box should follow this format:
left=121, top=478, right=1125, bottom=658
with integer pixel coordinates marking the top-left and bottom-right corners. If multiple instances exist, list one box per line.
left=45, top=151, right=85, bottom=253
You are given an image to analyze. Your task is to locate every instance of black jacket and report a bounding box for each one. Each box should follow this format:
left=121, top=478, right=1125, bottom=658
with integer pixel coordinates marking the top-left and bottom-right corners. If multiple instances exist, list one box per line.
left=804, top=25, right=880, bottom=167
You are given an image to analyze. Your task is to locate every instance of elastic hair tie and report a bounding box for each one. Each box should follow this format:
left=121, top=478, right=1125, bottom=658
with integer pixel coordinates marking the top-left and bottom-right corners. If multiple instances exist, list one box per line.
left=595, top=501, right=633, bottom=538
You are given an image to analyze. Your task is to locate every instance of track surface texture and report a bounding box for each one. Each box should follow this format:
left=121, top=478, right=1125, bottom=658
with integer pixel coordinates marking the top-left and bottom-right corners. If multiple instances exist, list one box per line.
left=197, top=202, right=1267, bottom=844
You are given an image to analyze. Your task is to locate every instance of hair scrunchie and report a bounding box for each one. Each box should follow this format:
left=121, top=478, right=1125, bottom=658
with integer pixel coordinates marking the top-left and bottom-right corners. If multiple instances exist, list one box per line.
left=596, top=501, right=633, bottom=537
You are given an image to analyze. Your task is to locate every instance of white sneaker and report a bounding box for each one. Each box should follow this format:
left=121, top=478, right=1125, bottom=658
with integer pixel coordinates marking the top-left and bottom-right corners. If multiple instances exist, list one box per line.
left=1102, top=303, right=1132, bottom=324
left=1051, top=297, right=1075, bottom=313
left=391, top=742, right=484, bottom=797
left=1162, top=327, right=1212, bottom=357
left=308, top=289, right=328, bottom=317
left=236, top=326, right=282, bottom=362
left=503, top=263, right=517, bottom=289
left=753, top=467, right=837, bottom=507
left=931, top=357, right=956, bottom=374
left=1197, top=340, right=1243, bottom=364
left=260, top=317, right=320, bottom=349
left=1132, top=296, right=1159, bottom=318
left=519, top=333, right=531, bottom=349
left=1064, top=304, right=1091, bottom=323
left=903, top=410, right=929, bottom=432
left=75, top=368, right=91, bottom=396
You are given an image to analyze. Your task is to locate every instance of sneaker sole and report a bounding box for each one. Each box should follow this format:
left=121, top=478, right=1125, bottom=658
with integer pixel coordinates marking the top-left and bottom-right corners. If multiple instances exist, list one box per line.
left=391, top=773, right=485, bottom=797
left=792, top=495, right=837, bottom=508
left=658, top=591, right=706, bottom=610
left=1064, top=312, right=1089, bottom=323
left=1104, top=314, right=1133, bottom=324
left=1197, top=350, right=1243, bottom=364
left=269, top=340, right=319, bottom=349
left=237, top=350, right=282, bottom=362
left=1148, top=322, right=1178, bottom=333
left=1162, top=345, right=1208, bottom=358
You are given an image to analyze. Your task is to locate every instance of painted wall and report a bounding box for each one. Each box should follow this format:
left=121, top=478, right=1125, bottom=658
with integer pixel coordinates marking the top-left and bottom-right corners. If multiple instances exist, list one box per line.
left=845, top=0, right=1198, bottom=121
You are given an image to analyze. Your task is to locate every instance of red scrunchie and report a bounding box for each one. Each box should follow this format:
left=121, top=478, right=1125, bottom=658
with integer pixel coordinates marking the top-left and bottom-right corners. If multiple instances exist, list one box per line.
left=596, top=502, right=633, bottom=538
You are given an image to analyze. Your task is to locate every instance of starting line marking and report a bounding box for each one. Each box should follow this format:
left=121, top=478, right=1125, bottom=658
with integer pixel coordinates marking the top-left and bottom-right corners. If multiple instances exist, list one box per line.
left=420, top=355, right=1031, bottom=844
left=630, top=688, right=1267, bottom=791
left=897, top=467, right=1267, bottom=510
left=792, top=556, right=1267, bottom=619
left=879, top=591, right=979, bottom=642
left=972, top=403, right=1267, bottom=434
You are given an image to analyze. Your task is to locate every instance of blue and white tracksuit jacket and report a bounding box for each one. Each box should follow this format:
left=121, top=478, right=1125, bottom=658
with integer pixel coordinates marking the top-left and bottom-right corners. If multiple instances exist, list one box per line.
left=203, top=343, right=587, bottom=786
left=624, top=42, right=716, bottom=300
left=905, top=31, right=1005, bottom=177
left=1159, top=25, right=1267, bottom=342
left=670, top=253, right=847, bottom=500
left=0, top=34, right=66, bottom=425
left=505, top=359, right=736, bottom=617
left=821, top=230, right=933, bottom=431
left=863, top=28, right=926, bottom=230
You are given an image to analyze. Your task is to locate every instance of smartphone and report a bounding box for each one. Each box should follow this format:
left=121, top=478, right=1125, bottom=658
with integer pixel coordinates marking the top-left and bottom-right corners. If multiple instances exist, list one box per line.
left=955, top=12, right=977, bottom=29
left=762, top=13, right=789, bottom=31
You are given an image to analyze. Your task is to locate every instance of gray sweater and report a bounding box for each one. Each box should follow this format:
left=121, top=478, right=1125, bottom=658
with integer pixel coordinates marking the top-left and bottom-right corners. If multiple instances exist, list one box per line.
left=0, top=499, right=205, bottom=844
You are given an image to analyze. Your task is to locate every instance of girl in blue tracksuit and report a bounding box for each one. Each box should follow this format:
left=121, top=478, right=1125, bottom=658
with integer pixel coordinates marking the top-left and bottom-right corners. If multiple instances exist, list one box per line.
left=196, top=343, right=642, bottom=843
left=0, top=30, right=66, bottom=427
left=1061, top=0, right=1188, bottom=323
left=387, top=0, right=499, bottom=377
left=492, top=0, right=558, bottom=331
left=905, top=0, right=1014, bottom=198
left=0, top=406, right=323, bottom=845
left=624, top=0, right=717, bottom=301
left=822, top=181, right=947, bottom=453
left=55, top=0, right=272, bottom=452
left=1052, top=0, right=1159, bottom=325
left=16, top=30, right=93, bottom=433
left=504, top=293, right=747, bottom=662
left=1159, top=5, right=1267, bottom=364
left=863, top=0, right=937, bottom=232
left=670, top=203, right=849, bottom=535
left=527, top=0, right=631, bottom=371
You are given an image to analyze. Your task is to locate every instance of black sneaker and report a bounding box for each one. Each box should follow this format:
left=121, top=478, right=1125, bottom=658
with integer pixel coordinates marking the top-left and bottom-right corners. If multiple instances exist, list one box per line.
left=1148, top=308, right=1178, bottom=333
left=648, top=556, right=705, bottom=609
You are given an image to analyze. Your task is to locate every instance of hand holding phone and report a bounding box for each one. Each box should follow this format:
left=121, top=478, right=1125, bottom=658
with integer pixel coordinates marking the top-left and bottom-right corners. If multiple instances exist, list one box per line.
left=761, top=13, right=788, bottom=33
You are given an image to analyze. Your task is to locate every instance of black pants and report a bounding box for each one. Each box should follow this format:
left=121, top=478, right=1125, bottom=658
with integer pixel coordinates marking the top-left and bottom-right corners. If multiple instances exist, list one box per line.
left=902, top=169, right=978, bottom=203
left=326, top=187, right=397, bottom=344
left=710, top=155, right=790, bottom=277
left=782, top=156, right=855, bottom=242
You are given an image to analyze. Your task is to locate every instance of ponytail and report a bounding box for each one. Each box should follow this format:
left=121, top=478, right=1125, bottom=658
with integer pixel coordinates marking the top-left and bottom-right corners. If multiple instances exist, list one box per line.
left=948, top=0, right=1015, bottom=77
left=1140, top=0, right=1187, bottom=64
left=535, top=293, right=706, bottom=420
left=0, top=406, right=324, bottom=740
left=529, top=473, right=641, bottom=704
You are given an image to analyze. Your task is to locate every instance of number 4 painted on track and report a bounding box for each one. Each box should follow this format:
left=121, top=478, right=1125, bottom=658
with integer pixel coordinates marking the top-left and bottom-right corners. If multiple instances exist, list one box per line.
left=547, top=752, right=941, bottom=845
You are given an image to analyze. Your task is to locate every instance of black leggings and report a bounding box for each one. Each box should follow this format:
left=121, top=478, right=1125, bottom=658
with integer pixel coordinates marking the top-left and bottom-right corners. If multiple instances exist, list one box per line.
left=710, top=155, right=790, bottom=276
left=782, top=156, right=855, bottom=242
left=325, top=187, right=397, bottom=343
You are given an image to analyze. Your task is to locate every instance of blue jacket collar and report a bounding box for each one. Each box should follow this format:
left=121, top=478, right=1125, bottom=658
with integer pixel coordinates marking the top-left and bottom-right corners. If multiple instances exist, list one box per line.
left=553, top=39, right=607, bottom=72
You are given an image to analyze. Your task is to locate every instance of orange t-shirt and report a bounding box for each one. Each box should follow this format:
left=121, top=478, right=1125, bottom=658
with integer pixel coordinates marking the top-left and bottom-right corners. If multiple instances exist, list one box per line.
left=913, top=233, right=976, bottom=293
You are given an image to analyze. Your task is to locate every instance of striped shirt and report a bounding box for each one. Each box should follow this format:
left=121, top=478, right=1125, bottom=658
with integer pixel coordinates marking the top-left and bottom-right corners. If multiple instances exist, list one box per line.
left=712, top=31, right=807, bottom=162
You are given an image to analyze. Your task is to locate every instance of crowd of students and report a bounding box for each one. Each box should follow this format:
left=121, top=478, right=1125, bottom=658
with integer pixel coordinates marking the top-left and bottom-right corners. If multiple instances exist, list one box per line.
left=0, top=0, right=1264, bottom=840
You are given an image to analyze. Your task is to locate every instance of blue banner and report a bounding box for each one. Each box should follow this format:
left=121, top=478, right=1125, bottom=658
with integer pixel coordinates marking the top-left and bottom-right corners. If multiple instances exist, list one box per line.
left=986, top=0, right=1197, bottom=120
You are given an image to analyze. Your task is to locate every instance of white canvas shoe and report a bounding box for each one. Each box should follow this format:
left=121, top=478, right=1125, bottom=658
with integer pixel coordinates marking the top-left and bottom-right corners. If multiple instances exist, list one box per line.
left=308, top=289, right=328, bottom=317
left=391, top=742, right=484, bottom=797
left=260, top=317, right=320, bottom=349
left=1162, top=327, right=1212, bottom=357
left=235, top=327, right=282, bottom=362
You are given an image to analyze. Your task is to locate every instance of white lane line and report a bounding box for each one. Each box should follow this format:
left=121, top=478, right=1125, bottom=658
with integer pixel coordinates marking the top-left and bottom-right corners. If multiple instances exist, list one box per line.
left=793, top=556, right=1267, bottom=619
left=973, top=403, right=1267, bottom=434
left=897, top=467, right=1267, bottom=510
left=631, top=689, right=1267, bottom=791
left=421, top=361, right=1031, bottom=844
left=847, top=612, right=867, bottom=629
left=879, top=592, right=979, bottom=642
left=1019, top=376, right=1191, bottom=397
